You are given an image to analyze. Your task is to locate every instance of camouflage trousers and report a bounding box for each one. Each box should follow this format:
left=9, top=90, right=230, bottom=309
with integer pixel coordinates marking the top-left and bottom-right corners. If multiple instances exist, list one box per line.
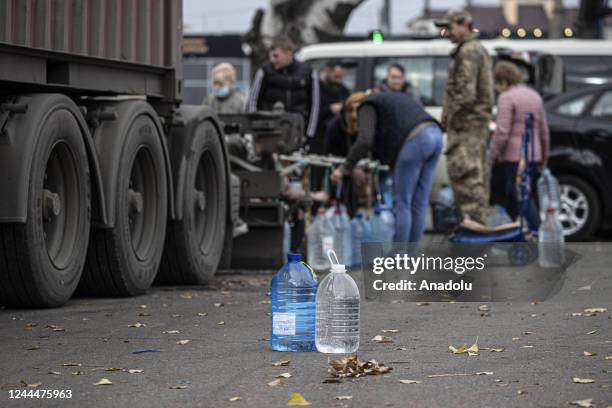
left=446, top=127, right=494, bottom=225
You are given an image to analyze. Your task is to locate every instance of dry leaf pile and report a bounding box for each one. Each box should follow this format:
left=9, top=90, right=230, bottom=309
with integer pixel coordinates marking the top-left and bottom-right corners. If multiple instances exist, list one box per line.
left=328, top=356, right=393, bottom=378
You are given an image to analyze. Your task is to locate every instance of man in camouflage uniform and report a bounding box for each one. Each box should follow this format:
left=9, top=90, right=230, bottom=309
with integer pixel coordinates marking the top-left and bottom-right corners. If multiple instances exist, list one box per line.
left=436, top=10, right=495, bottom=225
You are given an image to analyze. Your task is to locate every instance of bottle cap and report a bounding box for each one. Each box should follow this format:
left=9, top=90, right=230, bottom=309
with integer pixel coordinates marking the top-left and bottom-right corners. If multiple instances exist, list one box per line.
left=287, top=253, right=302, bottom=262
left=546, top=207, right=555, bottom=214
left=330, top=263, right=346, bottom=273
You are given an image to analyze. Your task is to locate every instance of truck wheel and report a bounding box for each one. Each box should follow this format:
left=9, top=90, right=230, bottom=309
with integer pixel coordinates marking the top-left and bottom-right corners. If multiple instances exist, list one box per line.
left=80, top=115, right=167, bottom=296
left=0, top=109, right=90, bottom=308
left=158, top=120, right=227, bottom=284
left=557, top=175, right=600, bottom=241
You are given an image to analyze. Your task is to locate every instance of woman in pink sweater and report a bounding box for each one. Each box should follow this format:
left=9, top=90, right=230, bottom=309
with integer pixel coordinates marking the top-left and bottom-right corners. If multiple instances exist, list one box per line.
left=489, top=61, right=550, bottom=223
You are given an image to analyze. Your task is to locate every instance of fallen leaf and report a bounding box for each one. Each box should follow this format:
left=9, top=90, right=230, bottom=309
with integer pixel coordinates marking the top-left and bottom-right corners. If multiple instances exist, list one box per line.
left=606, top=356, right=612, bottom=360
left=287, top=392, right=311, bottom=406
left=476, top=371, right=494, bottom=376
left=569, top=398, right=594, bottom=407
left=478, top=305, right=490, bottom=312
left=95, top=378, right=113, bottom=386
left=572, top=313, right=583, bottom=317
left=25, top=382, right=42, bottom=388
left=467, top=351, right=479, bottom=357
left=517, top=390, right=526, bottom=395
left=163, top=330, right=180, bottom=334
left=272, top=360, right=290, bottom=367
left=573, top=377, right=595, bottom=384
left=277, top=373, right=292, bottom=379
left=27, top=346, right=40, bottom=351
left=587, top=330, right=598, bottom=335
left=524, top=331, right=535, bottom=335
left=449, top=344, right=468, bottom=354
left=139, top=305, right=148, bottom=309
left=128, top=323, right=145, bottom=328
left=170, top=385, right=188, bottom=389
left=381, top=329, right=399, bottom=333
left=416, top=302, right=430, bottom=306
left=583, top=351, right=596, bottom=357
left=48, top=371, right=61, bottom=375
left=62, top=363, right=81, bottom=367
left=398, top=379, right=422, bottom=384
left=138, top=312, right=151, bottom=317
left=268, top=378, right=283, bottom=387
left=584, top=308, right=607, bottom=314
left=395, top=347, right=407, bottom=351
left=197, top=313, right=208, bottom=317
left=180, top=293, right=195, bottom=299
left=45, top=324, right=65, bottom=332
left=218, top=321, right=225, bottom=325
left=229, top=396, right=241, bottom=402
left=489, top=348, right=505, bottom=352
left=335, top=395, right=353, bottom=400
left=176, top=340, right=190, bottom=345
left=512, top=337, right=521, bottom=341
left=71, top=371, right=84, bottom=375
left=371, top=335, right=393, bottom=343
left=531, top=300, right=540, bottom=305
left=450, top=337, right=478, bottom=355
left=25, top=323, right=38, bottom=329
left=127, top=369, right=143, bottom=374
left=521, top=345, right=534, bottom=348
left=214, top=303, right=224, bottom=308
left=328, top=356, right=392, bottom=378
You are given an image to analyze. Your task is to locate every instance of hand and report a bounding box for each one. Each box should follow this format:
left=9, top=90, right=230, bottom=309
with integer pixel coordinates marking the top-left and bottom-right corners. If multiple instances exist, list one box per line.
left=330, top=102, right=343, bottom=114
left=330, top=167, right=343, bottom=185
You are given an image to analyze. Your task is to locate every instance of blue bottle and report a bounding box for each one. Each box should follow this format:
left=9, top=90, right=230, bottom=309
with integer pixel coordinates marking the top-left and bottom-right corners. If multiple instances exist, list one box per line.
left=270, top=253, right=317, bottom=352
left=370, top=204, right=394, bottom=242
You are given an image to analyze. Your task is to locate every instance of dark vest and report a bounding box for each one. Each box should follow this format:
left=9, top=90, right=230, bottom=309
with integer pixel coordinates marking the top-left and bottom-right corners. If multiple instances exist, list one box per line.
left=259, top=60, right=312, bottom=119
left=361, top=92, right=438, bottom=166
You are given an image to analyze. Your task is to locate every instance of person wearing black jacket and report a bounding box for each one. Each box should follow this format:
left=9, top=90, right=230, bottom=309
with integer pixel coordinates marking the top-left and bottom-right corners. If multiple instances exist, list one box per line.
left=331, top=91, right=443, bottom=243
left=247, top=36, right=320, bottom=140
left=310, top=61, right=350, bottom=193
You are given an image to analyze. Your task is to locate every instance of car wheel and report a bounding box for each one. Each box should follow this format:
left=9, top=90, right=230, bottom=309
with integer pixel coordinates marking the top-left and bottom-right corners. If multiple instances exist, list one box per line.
left=557, top=175, right=601, bottom=241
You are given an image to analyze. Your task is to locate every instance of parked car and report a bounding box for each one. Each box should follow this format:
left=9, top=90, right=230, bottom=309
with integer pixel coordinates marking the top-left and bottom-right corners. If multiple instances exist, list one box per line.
left=545, top=84, right=612, bottom=240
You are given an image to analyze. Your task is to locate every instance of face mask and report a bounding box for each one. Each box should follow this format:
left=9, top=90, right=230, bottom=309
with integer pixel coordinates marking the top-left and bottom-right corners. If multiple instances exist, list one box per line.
left=213, top=86, right=230, bottom=99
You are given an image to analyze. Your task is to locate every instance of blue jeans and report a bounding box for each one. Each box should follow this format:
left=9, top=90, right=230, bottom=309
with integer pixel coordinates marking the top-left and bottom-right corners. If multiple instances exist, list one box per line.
left=392, top=125, right=443, bottom=242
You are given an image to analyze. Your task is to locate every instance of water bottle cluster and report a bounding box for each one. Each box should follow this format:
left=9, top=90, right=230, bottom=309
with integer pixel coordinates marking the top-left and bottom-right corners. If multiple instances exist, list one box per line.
left=270, top=250, right=360, bottom=354
left=307, top=205, right=394, bottom=270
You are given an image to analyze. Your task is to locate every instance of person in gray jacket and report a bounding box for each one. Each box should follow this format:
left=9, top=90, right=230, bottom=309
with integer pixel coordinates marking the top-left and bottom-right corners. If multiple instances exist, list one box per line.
left=204, top=62, right=246, bottom=114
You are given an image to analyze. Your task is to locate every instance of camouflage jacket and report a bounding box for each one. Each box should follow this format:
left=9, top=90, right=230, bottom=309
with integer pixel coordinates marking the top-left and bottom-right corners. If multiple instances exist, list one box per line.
left=441, top=34, right=494, bottom=133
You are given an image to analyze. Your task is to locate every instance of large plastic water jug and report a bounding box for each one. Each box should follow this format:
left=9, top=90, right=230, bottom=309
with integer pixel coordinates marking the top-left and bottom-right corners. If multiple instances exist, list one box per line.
left=270, top=253, right=317, bottom=352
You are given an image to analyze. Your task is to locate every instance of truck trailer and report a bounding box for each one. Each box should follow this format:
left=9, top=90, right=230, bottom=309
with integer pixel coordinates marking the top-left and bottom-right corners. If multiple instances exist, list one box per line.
left=0, top=0, right=236, bottom=307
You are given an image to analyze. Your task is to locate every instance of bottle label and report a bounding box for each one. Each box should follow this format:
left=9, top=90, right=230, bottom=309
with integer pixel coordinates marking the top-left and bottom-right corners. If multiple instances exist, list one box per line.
left=322, top=236, right=334, bottom=258
left=272, top=312, right=296, bottom=336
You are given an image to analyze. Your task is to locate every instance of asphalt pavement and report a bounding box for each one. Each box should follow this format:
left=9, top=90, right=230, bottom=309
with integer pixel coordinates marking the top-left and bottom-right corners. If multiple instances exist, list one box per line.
left=1, top=242, right=611, bottom=408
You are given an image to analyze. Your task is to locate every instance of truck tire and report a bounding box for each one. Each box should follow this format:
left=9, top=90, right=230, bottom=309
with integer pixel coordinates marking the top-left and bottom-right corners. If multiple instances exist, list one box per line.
left=158, top=120, right=227, bottom=284
left=0, top=108, right=90, bottom=308
left=557, top=174, right=601, bottom=241
left=79, top=115, right=167, bottom=296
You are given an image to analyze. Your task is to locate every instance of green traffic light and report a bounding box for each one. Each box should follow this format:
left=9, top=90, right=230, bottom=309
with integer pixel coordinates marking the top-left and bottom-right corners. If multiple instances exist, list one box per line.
left=372, top=30, right=384, bottom=44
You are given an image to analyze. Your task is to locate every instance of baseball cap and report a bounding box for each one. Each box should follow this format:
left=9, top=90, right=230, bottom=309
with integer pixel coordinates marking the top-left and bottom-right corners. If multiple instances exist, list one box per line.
left=434, top=9, right=473, bottom=27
